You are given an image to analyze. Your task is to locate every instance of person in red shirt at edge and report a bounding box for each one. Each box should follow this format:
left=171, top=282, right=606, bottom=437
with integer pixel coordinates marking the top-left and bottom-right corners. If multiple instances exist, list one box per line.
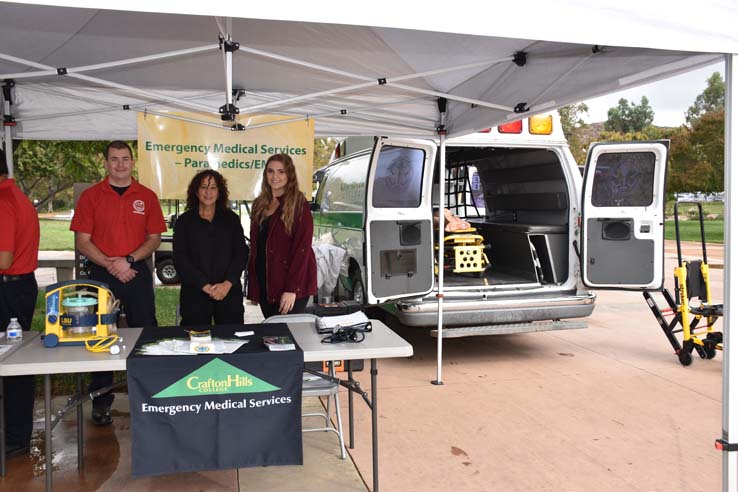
left=70, top=141, right=166, bottom=426
left=0, top=150, right=39, bottom=458
left=247, top=153, right=317, bottom=319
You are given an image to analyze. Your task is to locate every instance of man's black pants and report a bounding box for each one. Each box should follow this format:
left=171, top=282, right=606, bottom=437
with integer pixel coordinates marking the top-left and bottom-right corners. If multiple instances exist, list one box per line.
left=179, top=283, right=244, bottom=326
left=0, top=273, right=37, bottom=448
left=89, top=262, right=157, bottom=409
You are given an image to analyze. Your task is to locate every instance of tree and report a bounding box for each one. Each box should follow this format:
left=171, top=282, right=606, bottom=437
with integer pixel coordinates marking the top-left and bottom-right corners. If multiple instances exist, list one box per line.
left=558, top=103, right=591, bottom=165
left=313, top=137, right=335, bottom=171
left=685, top=72, right=724, bottom=126
left=604, top=96, right=654, bottom=133
left=12, top=140, right=108, bottom=211
left=558, top=103, right=589, bottom=137
left=668, top=109, right=724, bottom=193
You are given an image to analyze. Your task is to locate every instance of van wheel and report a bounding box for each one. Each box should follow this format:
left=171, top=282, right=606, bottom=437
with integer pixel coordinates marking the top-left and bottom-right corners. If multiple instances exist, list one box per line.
left=351, top=272, right=366, bottom=304
left=156, top=258, right=180, bottom=285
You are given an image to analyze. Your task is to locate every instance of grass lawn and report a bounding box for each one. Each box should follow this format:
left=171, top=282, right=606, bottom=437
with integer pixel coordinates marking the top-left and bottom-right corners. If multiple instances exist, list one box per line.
left=39, top=203, right=175, bottom=251
left=39, top=219, right=75, bottom=250
left=30, top=286, right=180, bottom=395
left=665, top=220, right=724, bottom=244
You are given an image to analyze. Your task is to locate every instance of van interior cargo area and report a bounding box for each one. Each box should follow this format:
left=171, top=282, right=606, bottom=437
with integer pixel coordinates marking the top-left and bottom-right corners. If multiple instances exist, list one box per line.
left=438, top=147, right=570, bottom=288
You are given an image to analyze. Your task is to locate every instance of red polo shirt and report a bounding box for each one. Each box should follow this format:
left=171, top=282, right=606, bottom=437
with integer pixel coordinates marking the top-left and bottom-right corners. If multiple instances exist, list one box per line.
left=0, top=178, right=40, bottom=275
left=70, top=177, right=166, bottom=257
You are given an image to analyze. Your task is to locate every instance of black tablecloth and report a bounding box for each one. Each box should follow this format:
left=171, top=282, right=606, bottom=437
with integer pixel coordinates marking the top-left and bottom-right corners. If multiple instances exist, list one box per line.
left=126, top=323, right=303, bottom=477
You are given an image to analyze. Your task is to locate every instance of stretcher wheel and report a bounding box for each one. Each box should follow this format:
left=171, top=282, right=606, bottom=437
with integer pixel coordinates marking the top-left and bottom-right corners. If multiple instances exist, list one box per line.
left=678, top=350, right=693, bottom=366
left=705, top=347, right=717, bottom=360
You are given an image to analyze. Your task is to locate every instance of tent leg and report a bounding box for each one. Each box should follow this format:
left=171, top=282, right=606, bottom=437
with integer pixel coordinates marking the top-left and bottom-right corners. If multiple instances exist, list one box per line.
left=2, top=80, right=13, bottom=177
left=722, top=53, right=738, bottom=492
left=432, top=99, right=447, bottom=386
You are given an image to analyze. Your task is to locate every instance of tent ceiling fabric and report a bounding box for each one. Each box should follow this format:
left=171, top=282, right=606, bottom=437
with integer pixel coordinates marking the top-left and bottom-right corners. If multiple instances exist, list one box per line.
left=0, top=2, right=728, bottom=140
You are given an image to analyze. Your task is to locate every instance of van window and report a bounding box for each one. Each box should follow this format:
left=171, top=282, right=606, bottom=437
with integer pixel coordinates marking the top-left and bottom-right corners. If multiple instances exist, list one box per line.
left=372, top=146, right=425, bottom=208
left=322, top=156, right=369, bottom=212
left=591, top=152, right=655, bottom=207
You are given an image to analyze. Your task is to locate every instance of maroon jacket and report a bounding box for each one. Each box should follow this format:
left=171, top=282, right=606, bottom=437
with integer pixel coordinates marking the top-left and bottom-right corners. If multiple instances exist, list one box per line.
left=247, top=197, right=317, bottom=304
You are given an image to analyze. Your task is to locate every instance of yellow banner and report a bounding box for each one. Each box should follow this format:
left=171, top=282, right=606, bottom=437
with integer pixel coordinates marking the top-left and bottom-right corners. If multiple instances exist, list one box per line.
left=137, top=113, right=314, bottom=200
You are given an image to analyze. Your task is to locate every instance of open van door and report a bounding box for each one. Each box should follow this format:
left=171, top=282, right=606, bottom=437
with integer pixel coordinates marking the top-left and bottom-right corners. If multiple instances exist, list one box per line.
left=581, top=141, right=669, bottom=290
left=365, top=138, right=436, bottom=303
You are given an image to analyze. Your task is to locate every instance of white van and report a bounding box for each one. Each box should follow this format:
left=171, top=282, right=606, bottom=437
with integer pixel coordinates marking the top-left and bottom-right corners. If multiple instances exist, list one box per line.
left=312, top=113, right=668, bottom=335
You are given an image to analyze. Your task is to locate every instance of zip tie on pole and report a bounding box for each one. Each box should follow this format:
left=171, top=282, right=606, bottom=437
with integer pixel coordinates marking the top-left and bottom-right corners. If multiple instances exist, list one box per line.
left=715, top=438, right=738, bottom=452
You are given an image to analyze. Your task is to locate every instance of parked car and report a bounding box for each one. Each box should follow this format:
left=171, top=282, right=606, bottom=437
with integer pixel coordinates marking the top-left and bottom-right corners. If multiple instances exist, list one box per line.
left=155, top=235, right=179, bottom=285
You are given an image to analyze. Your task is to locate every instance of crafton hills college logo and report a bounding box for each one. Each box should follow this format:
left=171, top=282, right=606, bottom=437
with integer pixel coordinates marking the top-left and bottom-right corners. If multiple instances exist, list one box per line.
left=153, top=358, right=281, bottom=398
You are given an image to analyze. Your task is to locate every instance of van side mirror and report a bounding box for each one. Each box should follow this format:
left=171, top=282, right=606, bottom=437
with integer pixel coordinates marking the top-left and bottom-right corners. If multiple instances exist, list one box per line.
left=310, top=201, right=320, bottom=212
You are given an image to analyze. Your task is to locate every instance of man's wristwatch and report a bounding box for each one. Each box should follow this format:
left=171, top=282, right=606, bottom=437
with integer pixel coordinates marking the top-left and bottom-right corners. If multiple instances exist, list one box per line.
left=126, top=255, right=135, bottom=264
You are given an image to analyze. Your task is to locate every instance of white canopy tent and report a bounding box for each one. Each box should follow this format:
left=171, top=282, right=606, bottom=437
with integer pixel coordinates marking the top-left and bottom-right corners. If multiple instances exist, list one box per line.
left=1, top=1, right=737, bottom=489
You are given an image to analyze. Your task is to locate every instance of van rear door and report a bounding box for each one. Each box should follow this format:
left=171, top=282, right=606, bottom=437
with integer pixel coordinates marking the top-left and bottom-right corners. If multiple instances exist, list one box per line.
left=365, top=138, right=436, bottom=303
left=581, top=141, right=669, bottom=290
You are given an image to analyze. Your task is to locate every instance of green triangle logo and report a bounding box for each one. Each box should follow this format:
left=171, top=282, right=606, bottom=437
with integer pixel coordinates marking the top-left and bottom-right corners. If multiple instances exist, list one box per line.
left=153, top=358, right=281, bottom=398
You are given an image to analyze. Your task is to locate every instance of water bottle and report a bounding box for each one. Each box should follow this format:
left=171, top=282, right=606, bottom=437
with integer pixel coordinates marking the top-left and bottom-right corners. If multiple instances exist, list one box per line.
left=6, top=318, right=22, bottom=342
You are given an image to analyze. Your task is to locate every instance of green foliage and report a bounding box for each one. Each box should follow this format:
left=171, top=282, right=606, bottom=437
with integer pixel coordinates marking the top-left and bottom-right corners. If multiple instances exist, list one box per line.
left=604, top=97, right=654, bottom=133
left=313, top=137, right=335, bottom=171
left=686, top=72, right=724, bottom=126
left=598, top=124, right=673, bottom=143
left=558, top=104, right=590, bottom=164
left=667, top=109, right=724, bottom=193
left=13, top=140, right=108, bottom=211
left=558, top=103, right=589, bottom=136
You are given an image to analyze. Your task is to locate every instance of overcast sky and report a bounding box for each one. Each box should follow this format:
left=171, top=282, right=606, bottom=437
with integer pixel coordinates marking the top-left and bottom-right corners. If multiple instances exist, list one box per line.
left=580, top=62, right=724, bottom=127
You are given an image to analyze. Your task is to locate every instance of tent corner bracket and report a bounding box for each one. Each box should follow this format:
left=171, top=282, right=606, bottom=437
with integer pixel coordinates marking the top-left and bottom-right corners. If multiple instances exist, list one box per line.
left=513, top=51, right=527, bottom=67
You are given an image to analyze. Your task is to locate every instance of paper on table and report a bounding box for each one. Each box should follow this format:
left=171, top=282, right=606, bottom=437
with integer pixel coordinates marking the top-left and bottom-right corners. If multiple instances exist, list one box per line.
left=317, top=311, right=370, bottom=333
left=137, top=338, right=249, bottom=356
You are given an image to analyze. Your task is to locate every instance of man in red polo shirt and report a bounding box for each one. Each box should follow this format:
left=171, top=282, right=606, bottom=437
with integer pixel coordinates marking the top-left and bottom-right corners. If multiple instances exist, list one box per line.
left=70, top=141, right=166, bottom=426
left=0, top=150, right=39, bottom=457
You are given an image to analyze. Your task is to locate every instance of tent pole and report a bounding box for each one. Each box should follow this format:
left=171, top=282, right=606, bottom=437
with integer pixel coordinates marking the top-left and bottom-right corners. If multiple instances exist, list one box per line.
left=0, top=53, right=215, bottom=114
left=2, top=80, right=13, bottom=177
left=432, top=98, right=448, bottom=385
left=241, top=56, right=513, bottom=114
left=0, top=45, right=218, bottom=80
left=722, top=52, right=738, bottom=492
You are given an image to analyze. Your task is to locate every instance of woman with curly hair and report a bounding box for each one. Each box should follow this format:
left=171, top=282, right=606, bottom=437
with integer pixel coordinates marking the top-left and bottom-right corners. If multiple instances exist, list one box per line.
left=247, top=153, right=317, bottom=318
left=174, top=169, right=247, bottom=325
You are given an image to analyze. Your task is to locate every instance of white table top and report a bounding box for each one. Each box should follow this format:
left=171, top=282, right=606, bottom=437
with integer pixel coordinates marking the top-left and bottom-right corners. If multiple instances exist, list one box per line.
left=0, top=320, right=412, bottom=376
left=289, top=320, right=413, bottom=362
left=0, top=328, right=141, bottom=377
left=0, top=331, right=40, bottom=364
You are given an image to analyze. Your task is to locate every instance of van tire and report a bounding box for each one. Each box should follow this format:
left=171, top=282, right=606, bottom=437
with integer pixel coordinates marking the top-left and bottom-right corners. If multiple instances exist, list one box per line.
left=351, top=272, right=366, bottom=304
left=156, top=258, right=180, bottom=285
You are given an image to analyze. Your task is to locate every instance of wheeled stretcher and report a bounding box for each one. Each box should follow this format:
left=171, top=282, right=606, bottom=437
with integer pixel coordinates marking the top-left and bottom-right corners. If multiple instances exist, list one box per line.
left=643, top=202, right=722, bottom=366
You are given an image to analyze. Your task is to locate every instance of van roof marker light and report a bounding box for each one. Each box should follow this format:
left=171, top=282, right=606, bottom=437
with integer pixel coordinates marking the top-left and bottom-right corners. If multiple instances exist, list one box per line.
left=529, top=114, right=553, bottom=135
left=498, top=120, right=523, bottom=134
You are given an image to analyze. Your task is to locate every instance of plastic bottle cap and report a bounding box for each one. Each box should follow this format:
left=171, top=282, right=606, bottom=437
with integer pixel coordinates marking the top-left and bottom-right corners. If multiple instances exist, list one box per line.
left=109, top=345, right=121, bottom=355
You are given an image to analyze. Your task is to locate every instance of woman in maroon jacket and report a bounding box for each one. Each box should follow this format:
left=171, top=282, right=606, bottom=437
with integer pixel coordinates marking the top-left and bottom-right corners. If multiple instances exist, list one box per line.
left=247, top=153, right=317, bottom=318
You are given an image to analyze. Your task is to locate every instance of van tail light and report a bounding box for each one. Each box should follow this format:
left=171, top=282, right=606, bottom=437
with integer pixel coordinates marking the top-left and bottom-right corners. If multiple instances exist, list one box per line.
left=529, top=114, right=553, bottom=135
left=498, top=120, right=523, bottom=134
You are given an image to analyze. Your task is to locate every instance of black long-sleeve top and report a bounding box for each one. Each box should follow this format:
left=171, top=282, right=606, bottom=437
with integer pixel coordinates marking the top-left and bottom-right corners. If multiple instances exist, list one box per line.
left=173, top=208, right=247, bottom=290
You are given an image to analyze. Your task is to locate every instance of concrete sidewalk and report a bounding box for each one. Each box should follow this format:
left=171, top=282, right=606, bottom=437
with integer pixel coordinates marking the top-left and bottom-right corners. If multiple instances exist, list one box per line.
left=1, top=395, right=367, bottom=492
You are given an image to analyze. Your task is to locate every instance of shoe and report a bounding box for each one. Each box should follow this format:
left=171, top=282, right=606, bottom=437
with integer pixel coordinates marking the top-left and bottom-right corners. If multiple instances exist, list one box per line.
left=6, top=443, right=30, bottom=458
left=91, top=406, right=113, bottom=426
